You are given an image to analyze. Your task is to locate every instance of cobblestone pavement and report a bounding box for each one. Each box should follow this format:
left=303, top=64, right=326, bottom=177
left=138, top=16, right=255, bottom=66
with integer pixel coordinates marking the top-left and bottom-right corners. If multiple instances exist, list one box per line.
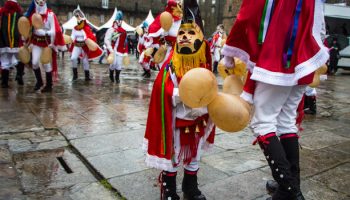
left=0, top=55, right=349, bottom=200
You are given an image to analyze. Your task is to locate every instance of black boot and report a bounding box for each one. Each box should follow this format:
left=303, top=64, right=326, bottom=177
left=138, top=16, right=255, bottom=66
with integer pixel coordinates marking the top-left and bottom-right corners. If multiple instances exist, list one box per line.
left=15, top=62, right=25, bottom=85
left=109, top=69, right=114, bottom=82
left=41, top=72, right=52, bottom=93
left=85, top=70, right=91, bottom=81
left=33, top=68, right=43, bottom=91
left=213, top=61, right=218, bottom=74
left=182, top=169, right=206, bottom=200
left=304, top=96, right=316, bottom=115
left=72, top=68, right=78, bottom=81
left=160, top=171, right=180, bottom=200
left=1, top=69, right=10, bottom=88
left=144, top=70, right=151, bottom=78
left=141, top=68, right=147, bottom=77
left=256, top=133, right=303, bottom=200
left=115, top=70, right=120, bottom=84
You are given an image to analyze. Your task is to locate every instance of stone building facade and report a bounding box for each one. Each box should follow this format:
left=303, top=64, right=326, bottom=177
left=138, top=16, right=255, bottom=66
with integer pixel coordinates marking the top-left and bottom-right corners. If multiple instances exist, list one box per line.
left=1, top=0, right=348, bottom=37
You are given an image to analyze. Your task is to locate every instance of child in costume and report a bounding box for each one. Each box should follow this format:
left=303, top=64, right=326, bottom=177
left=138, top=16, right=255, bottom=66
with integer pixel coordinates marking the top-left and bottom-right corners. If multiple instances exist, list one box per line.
left=143, top=1, right=214, bottom=200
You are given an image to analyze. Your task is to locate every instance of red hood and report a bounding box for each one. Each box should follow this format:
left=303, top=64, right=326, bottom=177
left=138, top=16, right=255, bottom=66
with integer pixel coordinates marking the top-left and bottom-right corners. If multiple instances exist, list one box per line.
left=0, top=1, right=22, bottom=15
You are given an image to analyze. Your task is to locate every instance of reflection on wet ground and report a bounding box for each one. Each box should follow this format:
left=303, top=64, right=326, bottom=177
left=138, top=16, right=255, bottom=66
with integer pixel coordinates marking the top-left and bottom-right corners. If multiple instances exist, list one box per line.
left=0, top=55, right=350, bottom=200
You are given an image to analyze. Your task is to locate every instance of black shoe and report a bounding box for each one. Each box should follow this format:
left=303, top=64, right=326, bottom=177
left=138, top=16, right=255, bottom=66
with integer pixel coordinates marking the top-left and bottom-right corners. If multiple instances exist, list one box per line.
left=109, top=70, right=114, bottom=82
left=72, top=68, right=78, bottom=81
left=85, top=70, right=91, bottom=81
left=1, top=69, right=10, bottom=88
left=115, top=70, right=120, bottom=84
left=160, top=171, right=180, bottom=200
left=266, top=180, right=279, bottom=195
left=15, top=62, right=25, bottom=85
left=41, top=72, right=52, bottom=93
left=257, top=133, right=300, bottom=199
left=33, top=68, right=43, bottom=91
left=182, top=169, right=206, bottom=200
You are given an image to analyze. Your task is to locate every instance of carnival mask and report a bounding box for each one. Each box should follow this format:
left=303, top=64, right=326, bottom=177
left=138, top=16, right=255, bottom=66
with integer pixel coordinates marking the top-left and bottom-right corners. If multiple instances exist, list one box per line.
left=172, top=3, right=183, bottom=19
left=176, top=23, right=204, bottom=54
left=35, top=0, right=46, bottom=6
left=73, top=10, right=85, bottom=24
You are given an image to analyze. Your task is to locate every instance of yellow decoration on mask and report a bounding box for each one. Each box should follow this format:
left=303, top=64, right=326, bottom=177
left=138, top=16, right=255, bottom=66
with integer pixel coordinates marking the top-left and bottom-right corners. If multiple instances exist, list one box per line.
left=172, top=42, right=207, bottom=78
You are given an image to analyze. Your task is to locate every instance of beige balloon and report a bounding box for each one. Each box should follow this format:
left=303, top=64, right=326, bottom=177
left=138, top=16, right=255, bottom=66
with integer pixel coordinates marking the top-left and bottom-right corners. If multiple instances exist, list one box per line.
left=18, top=16, right=31, bottom=39
left=154, top=45, right=167, bottom=64
left=223, top=75, right=244, bottom=95
left=160, top=11, right=173, bottom=32
left=144, top=47, right=154, bottom=57
left=40, top=47, right=52, bottom=64
left=107, top=53, right=114, bottom=64
left=317, top=64, right=328, bottom=74
left=18, top=46, right=31, bottom=64
left=63, top=34, right=72, bottom=44
left=123, top=56, right=130, bottom=66
left=179, top=68, right=218, bottom=108
left=208, top=93, right=251, bottom=132
left=309, top=71, right=320, bottom=88
left=31, top=13, right=44, bottom=29
left=85, top=38, right=98, bottom=51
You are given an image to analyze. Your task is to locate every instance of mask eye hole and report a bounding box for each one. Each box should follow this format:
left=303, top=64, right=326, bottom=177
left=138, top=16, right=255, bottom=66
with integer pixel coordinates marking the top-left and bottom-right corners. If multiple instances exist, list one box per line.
left=188, top=30, right=195, bottom=35
left=179, top=30, right=185, bottom=35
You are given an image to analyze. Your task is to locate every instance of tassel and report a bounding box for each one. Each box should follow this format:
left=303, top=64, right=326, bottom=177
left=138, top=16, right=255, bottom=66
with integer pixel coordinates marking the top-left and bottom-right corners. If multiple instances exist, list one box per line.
left=195, top=125, right=200, bottom=133
left=185, top=127, right=190, bottom=133
left=203, top=120, right=207, bottom=126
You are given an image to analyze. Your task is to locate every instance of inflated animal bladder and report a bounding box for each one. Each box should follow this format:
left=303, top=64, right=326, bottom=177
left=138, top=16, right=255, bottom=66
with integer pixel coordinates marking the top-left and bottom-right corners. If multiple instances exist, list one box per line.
left=31, top=13, right=44, bottom=29
left=179, top=68, right=218, bottom=108
left=208, top=92, right=251, bottom=132
left=18, top=16, right=31, bottom=39
left=40, top=47, right=52, bottom=64
left=160, top=11, right=173, bottom=32
left=18, top=46, right=31, bottom=64
left=85, top=38, right=98, bottom=51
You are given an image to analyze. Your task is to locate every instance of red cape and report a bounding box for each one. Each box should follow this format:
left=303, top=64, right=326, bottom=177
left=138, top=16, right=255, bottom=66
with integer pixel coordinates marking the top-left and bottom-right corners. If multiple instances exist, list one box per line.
left=70, top=21, right=103, bottom=60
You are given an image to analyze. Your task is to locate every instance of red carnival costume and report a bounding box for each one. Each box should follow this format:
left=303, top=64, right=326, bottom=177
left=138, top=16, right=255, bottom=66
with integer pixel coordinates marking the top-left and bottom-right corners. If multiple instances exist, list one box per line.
left=143, top=1, right=214, bottom=199
left=144, top=0, right=183, bottom=69
left=221, top=0, right=329, bottom=199
left=69, top=8, right=102, bottom=81
left=25, top=0, right=66, bottom=92
left=104, top=11, right=128, bottom=84
left=0, top=0, right=23, bottom=88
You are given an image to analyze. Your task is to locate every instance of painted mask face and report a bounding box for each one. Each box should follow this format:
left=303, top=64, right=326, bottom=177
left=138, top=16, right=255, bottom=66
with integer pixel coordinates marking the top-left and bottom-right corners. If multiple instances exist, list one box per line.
left=176, top=23, right=204, bottom=54
left=73, top=10, right=85, bottom=24
left=172, top=3, right=183, bottom=19
left=35, top=0, right=46, bottom=6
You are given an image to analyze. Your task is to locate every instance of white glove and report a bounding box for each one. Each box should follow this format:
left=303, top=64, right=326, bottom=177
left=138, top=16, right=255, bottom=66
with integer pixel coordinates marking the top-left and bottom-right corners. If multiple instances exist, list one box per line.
left=35, top=29, right=47, bottom=36
left=190, top=107, right=207, bottom=118
left=172, top=88, right=181, bottom=106
left=223, top=56, right=235, bottom=68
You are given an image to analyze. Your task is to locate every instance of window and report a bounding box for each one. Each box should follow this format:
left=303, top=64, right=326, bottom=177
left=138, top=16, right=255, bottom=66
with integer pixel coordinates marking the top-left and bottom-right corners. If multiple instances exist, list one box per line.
left=100, top=15, right=105, bottom=23
left=228, top=5, right=232, bottom=12
left=211, top=7, right=215, bottom=14
left=129, top=16, right=134, bottom=25
left=102, top=0, right=109, bottom=9
left=212, top=0, right=216, bottom=4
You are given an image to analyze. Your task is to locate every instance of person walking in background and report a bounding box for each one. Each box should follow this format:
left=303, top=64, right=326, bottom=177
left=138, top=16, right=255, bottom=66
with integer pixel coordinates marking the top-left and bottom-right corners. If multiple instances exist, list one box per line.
left=328, top=38, right=340, bottom=75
